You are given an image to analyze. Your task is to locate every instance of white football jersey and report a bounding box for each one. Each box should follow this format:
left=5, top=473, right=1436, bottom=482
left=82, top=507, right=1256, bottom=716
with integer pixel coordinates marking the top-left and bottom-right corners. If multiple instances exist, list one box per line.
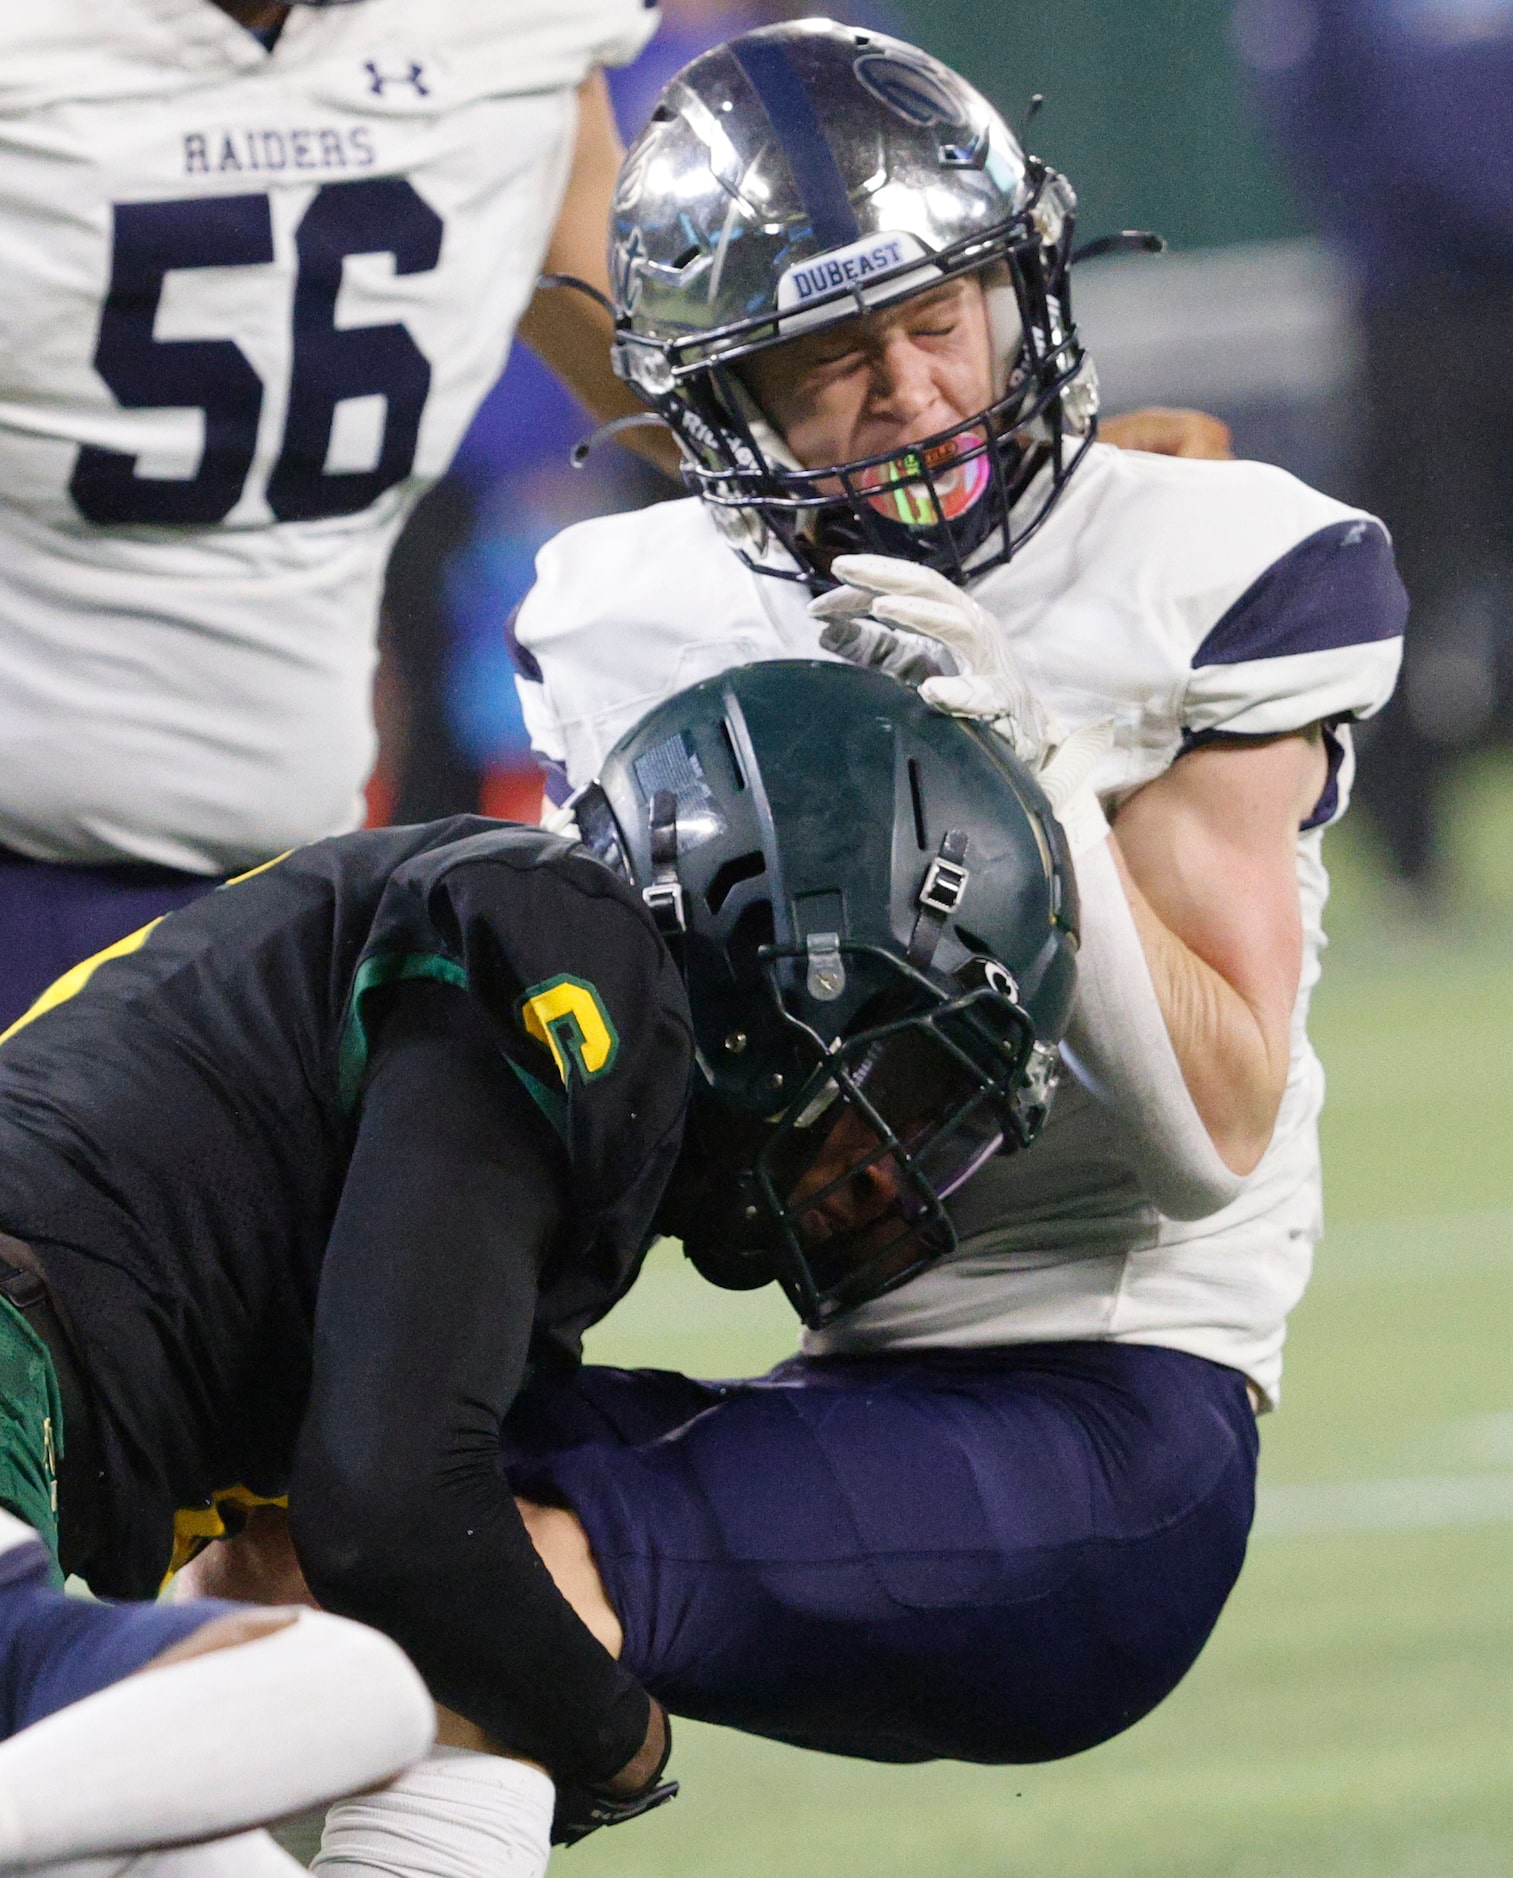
left=0, top=0, right=657, bottom=872
left=514, top=444, right=1405, bottom=1403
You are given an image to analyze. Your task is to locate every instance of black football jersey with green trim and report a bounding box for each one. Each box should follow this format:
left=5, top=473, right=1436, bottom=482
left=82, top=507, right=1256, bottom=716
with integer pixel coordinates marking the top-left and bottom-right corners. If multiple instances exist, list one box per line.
left=0, top=818, right=692, bottom=1596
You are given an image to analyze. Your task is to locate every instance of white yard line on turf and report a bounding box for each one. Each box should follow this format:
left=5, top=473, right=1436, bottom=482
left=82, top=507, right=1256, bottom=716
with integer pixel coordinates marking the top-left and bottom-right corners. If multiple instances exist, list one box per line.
left=1254, top=1471, right=1513, bottom=1539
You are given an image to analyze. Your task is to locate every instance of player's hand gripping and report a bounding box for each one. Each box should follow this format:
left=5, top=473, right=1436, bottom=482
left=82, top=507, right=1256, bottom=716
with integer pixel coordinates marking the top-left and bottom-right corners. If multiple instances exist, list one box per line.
left=810, top=554, right=1112, bottom=851
left=810, top=555, right=1052, bottom=767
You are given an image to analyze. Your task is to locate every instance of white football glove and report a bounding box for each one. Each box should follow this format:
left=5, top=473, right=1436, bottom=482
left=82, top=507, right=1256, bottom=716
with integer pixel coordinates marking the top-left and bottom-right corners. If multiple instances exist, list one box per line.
left=811, top=555, right=1052, bottom=767
left=806, top=597, right=964, bottom=688
left=810, top=554, right=1114, bottom=853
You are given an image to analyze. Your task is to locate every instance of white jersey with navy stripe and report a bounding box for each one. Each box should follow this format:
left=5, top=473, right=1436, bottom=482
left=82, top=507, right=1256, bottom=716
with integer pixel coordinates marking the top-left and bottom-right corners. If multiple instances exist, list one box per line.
left=514, top=443, right=1405, bottom=1402
left=0, top=0, right=657, bottom=873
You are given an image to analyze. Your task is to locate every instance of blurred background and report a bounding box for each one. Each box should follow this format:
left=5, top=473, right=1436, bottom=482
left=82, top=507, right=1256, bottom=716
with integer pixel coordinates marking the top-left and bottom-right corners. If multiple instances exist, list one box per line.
left=370, top=4, right=1513, bottom=1871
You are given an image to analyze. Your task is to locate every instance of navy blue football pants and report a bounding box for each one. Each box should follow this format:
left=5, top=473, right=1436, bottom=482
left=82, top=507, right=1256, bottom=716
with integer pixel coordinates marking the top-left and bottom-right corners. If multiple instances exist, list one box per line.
left=0, top=849, right=219, bottom=1032
left=506, top=1341, right=1258, bottom=1764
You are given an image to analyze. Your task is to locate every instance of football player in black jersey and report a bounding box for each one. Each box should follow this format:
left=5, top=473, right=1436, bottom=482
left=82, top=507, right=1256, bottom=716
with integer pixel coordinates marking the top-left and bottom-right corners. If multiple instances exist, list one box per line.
left=0, top=662, right=1073, bottom=1869
left=0, top=819, right=691, bottom=1836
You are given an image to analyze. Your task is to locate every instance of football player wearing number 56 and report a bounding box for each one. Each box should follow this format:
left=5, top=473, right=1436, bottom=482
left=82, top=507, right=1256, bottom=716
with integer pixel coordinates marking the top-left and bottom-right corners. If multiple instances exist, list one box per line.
left=0, top=0, right=662, bottom=1028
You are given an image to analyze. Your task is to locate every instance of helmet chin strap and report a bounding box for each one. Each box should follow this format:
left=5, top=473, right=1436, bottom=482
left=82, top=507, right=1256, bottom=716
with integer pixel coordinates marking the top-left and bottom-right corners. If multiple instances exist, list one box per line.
left=718, top=377, right=812, bottom=564
left=748, top=414, right=805, bottom=475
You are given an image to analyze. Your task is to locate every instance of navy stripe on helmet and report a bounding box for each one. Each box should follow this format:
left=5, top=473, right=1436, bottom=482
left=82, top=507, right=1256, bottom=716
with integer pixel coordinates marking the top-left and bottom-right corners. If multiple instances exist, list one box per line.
left=731, top=36, right=860, bottom=252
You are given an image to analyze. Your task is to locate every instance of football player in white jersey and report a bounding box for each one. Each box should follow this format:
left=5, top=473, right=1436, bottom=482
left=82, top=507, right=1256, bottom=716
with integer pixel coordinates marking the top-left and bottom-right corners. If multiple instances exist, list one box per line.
left=173, top=23, right=1406, bottom=1875
left=0, top=0, right=663, bottom=1029
left=497, top=12, right=1408, bottom=1794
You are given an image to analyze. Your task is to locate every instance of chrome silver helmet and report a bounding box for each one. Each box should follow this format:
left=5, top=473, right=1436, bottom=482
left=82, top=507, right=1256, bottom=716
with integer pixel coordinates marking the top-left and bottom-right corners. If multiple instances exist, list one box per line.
left=610, top=18, right=1100, bottom=586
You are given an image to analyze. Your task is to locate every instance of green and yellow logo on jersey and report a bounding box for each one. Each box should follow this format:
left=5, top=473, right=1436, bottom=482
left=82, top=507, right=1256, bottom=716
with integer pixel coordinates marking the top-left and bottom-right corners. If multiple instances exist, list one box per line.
left=517, top=974, right=619, bottom=1087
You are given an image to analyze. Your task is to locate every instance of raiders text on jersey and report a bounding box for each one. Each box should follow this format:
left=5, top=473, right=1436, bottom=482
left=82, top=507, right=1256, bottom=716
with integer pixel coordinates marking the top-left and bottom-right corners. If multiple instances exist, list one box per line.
left=0, top=0, right=658, bottom=874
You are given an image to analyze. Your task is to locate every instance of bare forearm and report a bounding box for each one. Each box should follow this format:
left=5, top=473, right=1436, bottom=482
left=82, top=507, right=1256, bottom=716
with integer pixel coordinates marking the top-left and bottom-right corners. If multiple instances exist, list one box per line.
left=1102, top=731, right=1323, bottom=1175
left=1099, top=407, right=1233, bottom=460
left=521, top=73, right=680, bottom=478
left=1108, top=837, right=1288, bottom=1173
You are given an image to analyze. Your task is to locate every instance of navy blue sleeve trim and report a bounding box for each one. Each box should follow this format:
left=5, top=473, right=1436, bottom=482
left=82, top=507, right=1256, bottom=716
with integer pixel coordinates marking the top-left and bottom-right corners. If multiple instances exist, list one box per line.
left=505, top=602, right=543, bottom=684
left=540, top=759, right=572, bottom=807
left=1193, top=519, right=1407, bottom=668
left=1302, top=719, right=1347, bottom=831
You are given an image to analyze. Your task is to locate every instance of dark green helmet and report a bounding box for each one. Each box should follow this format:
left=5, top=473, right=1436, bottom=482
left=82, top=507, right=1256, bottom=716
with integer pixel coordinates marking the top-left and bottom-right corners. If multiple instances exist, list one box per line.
left=573, top=660, right=1078, bottom=1326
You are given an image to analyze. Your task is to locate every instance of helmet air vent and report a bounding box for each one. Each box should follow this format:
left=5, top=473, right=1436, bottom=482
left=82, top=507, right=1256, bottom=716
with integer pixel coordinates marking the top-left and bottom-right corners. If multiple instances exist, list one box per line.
left=717, top=718, right=748, bottom=792
left=907, top=757, right=928, bottom=850
left=706, top=849, right=767, bottom=914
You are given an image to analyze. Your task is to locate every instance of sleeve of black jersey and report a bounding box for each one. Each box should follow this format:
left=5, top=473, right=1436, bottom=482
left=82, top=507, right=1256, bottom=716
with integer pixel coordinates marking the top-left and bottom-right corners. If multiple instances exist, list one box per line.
left=351, top=831, right=695, bottom=1338
left=289, top=979, right=652, bottom=1785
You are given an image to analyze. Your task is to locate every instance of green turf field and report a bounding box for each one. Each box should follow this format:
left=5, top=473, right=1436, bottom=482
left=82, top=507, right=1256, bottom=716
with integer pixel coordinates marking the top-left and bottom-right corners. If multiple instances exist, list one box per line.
left=563, top=759, right=1513, bottom=1878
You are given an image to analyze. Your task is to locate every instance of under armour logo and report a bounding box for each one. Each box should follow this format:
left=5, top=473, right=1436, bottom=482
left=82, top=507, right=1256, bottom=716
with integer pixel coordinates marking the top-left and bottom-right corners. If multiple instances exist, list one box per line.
left=364, top=59, right=429, bottom=97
